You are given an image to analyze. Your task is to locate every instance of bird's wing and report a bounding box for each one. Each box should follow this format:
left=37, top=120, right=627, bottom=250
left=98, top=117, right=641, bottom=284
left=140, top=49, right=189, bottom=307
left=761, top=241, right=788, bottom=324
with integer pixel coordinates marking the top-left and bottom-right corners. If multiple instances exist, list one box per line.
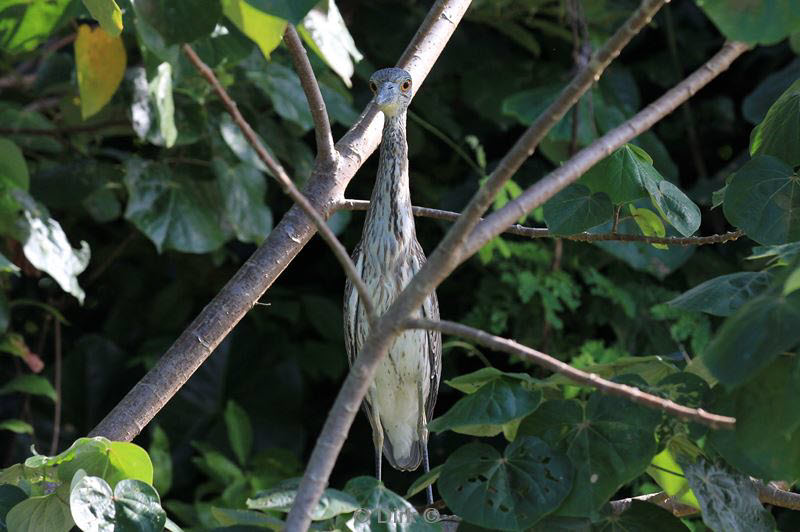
left=343, top=242, right=364, bottom=368
left=412, top=240, right=442, bottom=423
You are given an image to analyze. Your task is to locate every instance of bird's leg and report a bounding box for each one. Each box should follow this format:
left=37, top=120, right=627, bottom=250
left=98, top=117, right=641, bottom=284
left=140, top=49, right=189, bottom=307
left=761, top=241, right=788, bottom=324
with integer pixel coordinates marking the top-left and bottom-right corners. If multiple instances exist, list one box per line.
left=372, top=408, right=384, bottom=483
left=418, top=379, right=434, bottom=505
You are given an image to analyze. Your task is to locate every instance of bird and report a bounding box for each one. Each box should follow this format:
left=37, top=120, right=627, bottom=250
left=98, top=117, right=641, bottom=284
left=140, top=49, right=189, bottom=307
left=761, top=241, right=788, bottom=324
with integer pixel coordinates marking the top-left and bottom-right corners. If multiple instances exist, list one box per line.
left=343, top=67, right=441, bottom=504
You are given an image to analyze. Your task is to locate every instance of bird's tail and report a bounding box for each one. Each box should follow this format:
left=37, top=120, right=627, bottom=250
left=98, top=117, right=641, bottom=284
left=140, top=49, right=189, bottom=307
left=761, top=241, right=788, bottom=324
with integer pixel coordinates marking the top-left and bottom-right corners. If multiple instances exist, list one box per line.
left=383, top=436, right=424, bottom=471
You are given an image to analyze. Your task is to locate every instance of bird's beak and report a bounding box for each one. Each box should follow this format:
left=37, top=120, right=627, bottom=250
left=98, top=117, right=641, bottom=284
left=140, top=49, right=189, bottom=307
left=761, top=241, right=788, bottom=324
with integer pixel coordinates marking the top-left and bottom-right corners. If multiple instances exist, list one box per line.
left=375, top=83, right=401, bottom=116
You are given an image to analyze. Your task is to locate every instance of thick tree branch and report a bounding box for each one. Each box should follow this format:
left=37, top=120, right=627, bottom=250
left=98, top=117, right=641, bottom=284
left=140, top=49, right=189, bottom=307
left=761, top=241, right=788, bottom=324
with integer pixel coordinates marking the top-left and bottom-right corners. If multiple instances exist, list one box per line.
left=283, top=25, right=336, bottom=167
left=465, top=41, right=750, bottom=255
left=90, top=0, right=469, bottom=452
left=286, top=1, right=672, bottom=528
left=181, top=44, right=376, bottom=326
left=407, top=318, right=735, bottom=429
left=338, top=199, right=745, bottom=246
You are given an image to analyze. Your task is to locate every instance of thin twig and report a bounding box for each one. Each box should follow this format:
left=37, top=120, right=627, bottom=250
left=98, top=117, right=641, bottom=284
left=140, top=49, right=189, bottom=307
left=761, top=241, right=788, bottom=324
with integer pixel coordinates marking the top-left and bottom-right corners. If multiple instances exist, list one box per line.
left=407, top=317, right=735, bottom=429
left=49, top=319, right=62, bottom=455
left=610, top=481, right=800, bottom=516
left=283, top=25, right=336, bottom=167
left=337, top=199, right=744, bottom=246
left=182, top=44, right=377, bottom=326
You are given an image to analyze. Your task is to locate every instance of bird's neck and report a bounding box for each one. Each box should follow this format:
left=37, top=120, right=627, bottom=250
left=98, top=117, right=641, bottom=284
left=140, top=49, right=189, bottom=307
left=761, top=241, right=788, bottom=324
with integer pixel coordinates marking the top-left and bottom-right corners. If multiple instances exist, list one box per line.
left=363, top=113, right=416, bottom=263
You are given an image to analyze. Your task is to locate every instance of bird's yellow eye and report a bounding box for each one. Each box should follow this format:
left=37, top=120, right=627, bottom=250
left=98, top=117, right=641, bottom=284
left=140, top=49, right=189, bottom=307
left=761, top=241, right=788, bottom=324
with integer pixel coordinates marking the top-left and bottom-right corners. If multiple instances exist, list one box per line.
left=401, top=80, right=411, bottom=92
left=369, top=81, right=377, bottom=93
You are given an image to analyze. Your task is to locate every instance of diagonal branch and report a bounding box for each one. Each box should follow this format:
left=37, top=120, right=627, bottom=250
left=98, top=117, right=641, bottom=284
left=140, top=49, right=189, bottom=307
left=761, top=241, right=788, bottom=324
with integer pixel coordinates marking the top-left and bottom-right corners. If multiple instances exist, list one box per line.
left=286, top=0, right=674, bottom=527
left=182, top=44, right=376, bottom=326
left=283, top=25, right=336, bottom=167
left=407, top=317, right=735, bottom=429
left=90, top=0, right=469, bottom=448
left=465, top=41, right=750, bottom=256
left=338, top=199, right=745, bottom=246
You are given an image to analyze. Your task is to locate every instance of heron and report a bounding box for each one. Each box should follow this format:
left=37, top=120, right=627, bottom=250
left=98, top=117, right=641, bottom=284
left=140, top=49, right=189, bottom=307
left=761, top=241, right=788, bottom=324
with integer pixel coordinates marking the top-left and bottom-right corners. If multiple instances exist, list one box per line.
left=343, top=67, right=441, bottom=504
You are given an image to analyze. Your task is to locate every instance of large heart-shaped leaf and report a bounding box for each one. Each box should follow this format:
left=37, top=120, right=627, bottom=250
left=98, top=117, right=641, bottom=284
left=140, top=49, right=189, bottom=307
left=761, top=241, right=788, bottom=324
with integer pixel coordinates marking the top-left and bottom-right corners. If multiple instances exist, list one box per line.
left=750, top=79, right=800, bottom=166
left=542, top=184, right=613, bottom=235
left=696, top=0, right=800, bottom=45
left=438, top=437, right=572, bottom=530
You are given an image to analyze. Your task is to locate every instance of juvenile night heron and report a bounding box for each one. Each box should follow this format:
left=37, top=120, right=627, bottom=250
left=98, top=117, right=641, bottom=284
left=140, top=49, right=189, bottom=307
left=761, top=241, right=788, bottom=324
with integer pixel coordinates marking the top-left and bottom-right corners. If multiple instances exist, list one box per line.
left=344, top=68, right=441, bottom=502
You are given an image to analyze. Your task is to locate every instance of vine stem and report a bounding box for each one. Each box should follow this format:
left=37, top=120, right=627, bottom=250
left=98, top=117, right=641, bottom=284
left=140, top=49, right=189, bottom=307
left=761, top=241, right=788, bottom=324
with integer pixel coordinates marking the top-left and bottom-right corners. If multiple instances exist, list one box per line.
left=407, top=318, right=735, bottom=429
left=338, top=199, right=745, bottom=246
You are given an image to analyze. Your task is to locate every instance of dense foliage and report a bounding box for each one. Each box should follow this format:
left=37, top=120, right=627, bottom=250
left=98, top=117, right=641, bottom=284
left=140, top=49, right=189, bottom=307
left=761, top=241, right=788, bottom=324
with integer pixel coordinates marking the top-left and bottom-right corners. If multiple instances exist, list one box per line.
left=1, top=0, right=800, bottom=530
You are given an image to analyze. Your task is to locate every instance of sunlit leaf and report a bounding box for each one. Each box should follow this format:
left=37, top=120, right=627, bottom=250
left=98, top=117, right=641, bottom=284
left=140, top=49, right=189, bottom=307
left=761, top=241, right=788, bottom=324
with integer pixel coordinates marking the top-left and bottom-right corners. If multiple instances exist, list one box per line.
left=1, top=0, right=71, bottom=54
left=299, top=0, right=363, bottom=87
left=74, top=24, right=127, bottom=119
left=248, top=478, right=358, bottom=521
left=70, top=476, right=166, bottom=532
left=82, top=0, right=123, bottom=36
left=223, top=0, right=287, bottom=59
left=149, top=62, right=177, bottom=148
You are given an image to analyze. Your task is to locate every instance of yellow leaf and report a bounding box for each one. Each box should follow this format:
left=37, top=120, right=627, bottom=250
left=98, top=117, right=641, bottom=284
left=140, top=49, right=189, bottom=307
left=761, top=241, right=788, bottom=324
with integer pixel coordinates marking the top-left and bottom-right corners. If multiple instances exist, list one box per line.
left=75, top=25, right=127, bottom=120
left=629, top=204, right=668, bottom=250
left=222, top=0, right=287, bottom=59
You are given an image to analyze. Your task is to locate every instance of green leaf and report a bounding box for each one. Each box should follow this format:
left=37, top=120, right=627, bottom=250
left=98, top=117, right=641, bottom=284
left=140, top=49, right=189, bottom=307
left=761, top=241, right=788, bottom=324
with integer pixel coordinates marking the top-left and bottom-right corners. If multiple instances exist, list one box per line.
left=244, top=0, right=316, bottom=24
left=247, top=64, right=314, bottom=131
left=696, top=0, right=800, bottom=45
left=702, top=289, right=800, bottom=387
left=429, top=377, right=542, bottom=436
left=6, top=493, right=74, bottom=532
left=784, top=266, right=800, bottom=295
left=0, top=374, right=57, bottom=401
left=0, top=484, right=27, bottom=526
left=70, top=476, right=167, bottom=532
left=298, top=0, right=363, bottom=87
left=405, top=464, right=442, bottom=498
left=223, top=0, right=287, bottom=59
left=123, top=158, right=226, bottom=254
left=213, top=158, right=273, bottom=245
left=542, top=184, right=613, bottom=235
left=191, top=449, right=243, bottom=485
left=248, top=478, right=358, bottom=521
left=748, top=241, right=800, bottom=264
left=224, top=400, right=253, bottom=466
left=149, top=425, right=172, bottom=497
left=0, top=419, right=33, bottom=434
left=0, top=253, right=19, bottom=275
left=742, top=58, right=800, bottom=125
left=723, top=155, right=800, bottom=245
left=594, top=500, right=689, bottom=531
left=647, top=448, right=700, bottom=510
left=133, top=0, right=222, bottom=44
left=20, top=207, right=90, bottom=304
left=580, top=144, right=656, bottom=204
left=750, top=79, right=800, bottom=166
left=644, top=179, right=701, bottom=237
left=667, top=272, right=773, bottom=317
left=210, top=506, right=284, bottom=529
left=518, top=384, right=661, bottom=517
left=684, top=459, right=775, bottom=531
left=149, top=62, right=177, bottom=148
left=629, top=205, right=666, bottom=249
left=342, top=476, right=440, bottom=530
left=0, top=138, right=29, bottom=191
left=438, top=437, right=572, bottom=530
left=708, top=356, right=800, bottom=480
left=81, top=0, right=123, bottom=36
left=0, top=0, right=71, bottom=54
left=219, top=114, right=271, bottom=174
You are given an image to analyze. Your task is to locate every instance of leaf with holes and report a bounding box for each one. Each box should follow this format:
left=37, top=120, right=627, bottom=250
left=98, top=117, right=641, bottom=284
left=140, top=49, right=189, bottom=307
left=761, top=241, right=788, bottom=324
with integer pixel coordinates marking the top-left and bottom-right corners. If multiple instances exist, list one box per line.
left=724, top=155, right=800, bottom=245
left=429, top=377, right=542, bottom=437
left=542, top=184, right=614, bottom=235
left=518, top=380, right=661, bottom=517
left=684, top=459, right=775, bottom=531
left=667, top=272, right=773, bottom=317
left=709, top=356, right=800, bottom=480
left=438, top=437, right=572, bottom=530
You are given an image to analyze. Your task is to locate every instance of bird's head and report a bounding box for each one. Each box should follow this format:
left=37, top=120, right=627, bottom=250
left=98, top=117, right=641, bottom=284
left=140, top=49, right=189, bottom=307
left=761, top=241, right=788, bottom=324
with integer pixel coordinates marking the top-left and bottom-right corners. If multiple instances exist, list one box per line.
left=369, top=68, right=413, bottom=117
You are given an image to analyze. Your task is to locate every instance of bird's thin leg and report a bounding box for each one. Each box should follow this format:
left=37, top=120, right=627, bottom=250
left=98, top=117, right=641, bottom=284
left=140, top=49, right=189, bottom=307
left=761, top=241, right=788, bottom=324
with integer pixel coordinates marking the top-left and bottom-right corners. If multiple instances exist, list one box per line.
left=371, top=406, right=384, bottom=482
left=423, top=443, right=433, bottom=505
